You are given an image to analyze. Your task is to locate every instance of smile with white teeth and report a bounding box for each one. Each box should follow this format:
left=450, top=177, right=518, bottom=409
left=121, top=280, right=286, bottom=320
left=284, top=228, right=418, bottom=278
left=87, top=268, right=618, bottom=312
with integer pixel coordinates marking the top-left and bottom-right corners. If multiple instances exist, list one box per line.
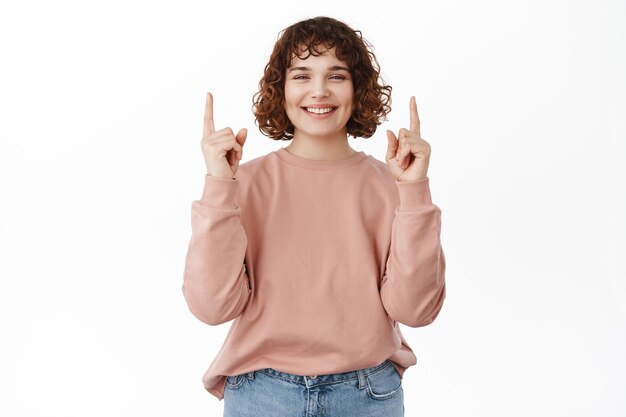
left=304, top=107, right=336, bottom=114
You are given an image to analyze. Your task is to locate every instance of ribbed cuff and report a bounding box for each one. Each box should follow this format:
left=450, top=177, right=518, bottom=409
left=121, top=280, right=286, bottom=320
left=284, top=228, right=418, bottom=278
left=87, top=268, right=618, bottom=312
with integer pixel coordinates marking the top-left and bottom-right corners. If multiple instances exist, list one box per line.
left=200, top=174, right=239, bottom=208
left=396, top=176, right=433, bottom=209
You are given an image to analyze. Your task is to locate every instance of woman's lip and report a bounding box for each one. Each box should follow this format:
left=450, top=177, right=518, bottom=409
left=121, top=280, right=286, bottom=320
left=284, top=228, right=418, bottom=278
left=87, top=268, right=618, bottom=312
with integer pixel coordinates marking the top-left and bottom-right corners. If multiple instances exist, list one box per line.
left=301, top=107, right=338, bottom=119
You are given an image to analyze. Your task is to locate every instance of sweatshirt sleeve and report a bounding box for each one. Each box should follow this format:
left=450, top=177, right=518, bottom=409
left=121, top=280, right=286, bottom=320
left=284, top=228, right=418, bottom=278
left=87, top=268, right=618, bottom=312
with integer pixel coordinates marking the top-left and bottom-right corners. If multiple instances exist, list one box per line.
left=181, top=174, right=252, bottom=326
left=380, top=176, right=447, bottom=328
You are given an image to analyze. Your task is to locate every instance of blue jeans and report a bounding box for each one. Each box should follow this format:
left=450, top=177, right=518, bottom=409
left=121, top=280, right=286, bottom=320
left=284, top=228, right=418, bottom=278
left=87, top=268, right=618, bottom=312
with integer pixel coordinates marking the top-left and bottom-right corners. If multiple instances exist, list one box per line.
left=223, top=359, right=404, bottom=417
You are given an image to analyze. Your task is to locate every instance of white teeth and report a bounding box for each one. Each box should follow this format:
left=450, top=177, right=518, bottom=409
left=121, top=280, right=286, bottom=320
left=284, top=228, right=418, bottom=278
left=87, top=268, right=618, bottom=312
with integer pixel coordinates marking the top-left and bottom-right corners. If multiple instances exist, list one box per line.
left=305, top=107, right=335, bottom=114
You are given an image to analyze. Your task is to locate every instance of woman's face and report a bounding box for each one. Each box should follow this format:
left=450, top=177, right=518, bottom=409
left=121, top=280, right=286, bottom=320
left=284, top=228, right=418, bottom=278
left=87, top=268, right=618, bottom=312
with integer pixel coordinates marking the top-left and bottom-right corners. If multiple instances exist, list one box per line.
left=284, top=46, right=355, bottom=140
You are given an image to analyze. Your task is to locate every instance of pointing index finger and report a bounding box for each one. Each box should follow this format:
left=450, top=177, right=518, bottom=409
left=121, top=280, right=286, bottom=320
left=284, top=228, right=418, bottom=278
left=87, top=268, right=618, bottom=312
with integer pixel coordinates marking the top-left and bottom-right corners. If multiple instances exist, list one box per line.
left=203, top=92, right=216, bottom=136
left=410, top=96, right=420, bottom=136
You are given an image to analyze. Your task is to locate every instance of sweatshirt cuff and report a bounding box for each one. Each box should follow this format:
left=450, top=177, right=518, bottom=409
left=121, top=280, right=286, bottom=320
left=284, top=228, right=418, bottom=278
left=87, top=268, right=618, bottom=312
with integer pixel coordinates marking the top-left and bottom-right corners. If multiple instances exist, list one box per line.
left=200, top=174, right=239, bottom=209
left=395, top=176, right=433, bottom=209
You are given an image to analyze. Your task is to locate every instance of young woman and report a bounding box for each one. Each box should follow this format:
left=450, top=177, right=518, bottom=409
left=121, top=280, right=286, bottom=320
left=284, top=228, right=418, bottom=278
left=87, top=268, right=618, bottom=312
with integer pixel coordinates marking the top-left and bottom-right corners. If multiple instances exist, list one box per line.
left=182, top=16, right=446, bottom=417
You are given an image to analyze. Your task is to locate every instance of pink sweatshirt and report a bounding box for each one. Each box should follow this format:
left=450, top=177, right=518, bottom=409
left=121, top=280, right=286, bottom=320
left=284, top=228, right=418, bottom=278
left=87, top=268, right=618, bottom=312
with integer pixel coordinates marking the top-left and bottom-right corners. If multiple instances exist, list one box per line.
left=182, top=147, right=446, bottom=400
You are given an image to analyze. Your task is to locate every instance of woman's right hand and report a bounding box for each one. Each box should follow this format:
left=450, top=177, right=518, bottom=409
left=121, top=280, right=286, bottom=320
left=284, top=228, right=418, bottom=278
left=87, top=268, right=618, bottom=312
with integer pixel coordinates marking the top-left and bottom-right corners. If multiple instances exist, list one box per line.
left=201, top=92, right=247, bottom=179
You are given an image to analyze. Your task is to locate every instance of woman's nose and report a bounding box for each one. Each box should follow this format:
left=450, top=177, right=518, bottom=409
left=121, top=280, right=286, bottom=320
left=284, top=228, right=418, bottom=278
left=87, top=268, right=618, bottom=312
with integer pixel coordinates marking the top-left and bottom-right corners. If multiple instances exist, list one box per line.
left=310, top=80, right=330, bottom=98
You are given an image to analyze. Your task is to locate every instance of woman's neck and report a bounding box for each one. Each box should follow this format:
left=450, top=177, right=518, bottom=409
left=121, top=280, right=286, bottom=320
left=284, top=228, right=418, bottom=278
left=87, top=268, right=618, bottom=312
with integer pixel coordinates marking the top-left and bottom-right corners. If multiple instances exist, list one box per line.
left=285, top=132, right=357, bottom=161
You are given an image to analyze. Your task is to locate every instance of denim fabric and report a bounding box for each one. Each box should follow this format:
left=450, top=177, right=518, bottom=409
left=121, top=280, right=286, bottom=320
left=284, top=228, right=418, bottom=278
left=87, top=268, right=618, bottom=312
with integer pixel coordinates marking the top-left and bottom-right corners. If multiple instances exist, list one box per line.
left=223, top=359, right=404, bottom=417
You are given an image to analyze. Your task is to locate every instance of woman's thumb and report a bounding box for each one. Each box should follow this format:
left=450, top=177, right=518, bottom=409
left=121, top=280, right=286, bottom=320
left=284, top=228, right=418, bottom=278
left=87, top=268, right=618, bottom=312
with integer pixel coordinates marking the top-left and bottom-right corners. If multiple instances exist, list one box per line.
left=236, top=128, right=248, bottom=146
left=386, top=130, right=398, bottom=157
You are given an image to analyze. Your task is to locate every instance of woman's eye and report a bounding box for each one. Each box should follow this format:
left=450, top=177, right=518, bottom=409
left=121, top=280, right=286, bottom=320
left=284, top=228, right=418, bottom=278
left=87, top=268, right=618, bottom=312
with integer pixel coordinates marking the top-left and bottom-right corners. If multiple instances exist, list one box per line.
left=292, top=75, right=347, bottom=80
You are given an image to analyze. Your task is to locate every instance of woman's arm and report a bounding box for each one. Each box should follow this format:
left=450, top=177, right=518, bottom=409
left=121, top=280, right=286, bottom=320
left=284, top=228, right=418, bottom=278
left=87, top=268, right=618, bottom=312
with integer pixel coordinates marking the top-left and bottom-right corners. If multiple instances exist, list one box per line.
left=380, top=177, right=447, bottom=328
left=181, top=175, right=251, bottom=326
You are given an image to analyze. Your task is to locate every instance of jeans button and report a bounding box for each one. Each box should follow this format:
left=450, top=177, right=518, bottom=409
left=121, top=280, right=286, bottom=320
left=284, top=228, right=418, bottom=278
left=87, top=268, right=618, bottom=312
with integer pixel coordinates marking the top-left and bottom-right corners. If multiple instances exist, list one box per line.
left=309, top=375, right=317, bottom=379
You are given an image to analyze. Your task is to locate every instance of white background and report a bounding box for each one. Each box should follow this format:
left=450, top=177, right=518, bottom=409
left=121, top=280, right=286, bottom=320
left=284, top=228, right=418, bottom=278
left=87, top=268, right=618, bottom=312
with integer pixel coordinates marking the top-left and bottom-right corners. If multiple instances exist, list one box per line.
left=1, top=0, right=625, bottom=416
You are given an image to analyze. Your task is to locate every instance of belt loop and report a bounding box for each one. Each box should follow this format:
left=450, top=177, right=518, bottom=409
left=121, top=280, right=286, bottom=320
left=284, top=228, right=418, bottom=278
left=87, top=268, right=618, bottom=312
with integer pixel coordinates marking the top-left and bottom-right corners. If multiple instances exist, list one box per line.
left=356, top=368, right=366, bottom=390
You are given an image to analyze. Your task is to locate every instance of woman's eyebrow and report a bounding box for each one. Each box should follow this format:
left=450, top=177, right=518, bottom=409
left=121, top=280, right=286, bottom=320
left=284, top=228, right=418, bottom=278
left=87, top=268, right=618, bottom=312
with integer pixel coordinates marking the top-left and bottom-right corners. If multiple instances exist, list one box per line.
left=288, top=65, right=350, bottom=72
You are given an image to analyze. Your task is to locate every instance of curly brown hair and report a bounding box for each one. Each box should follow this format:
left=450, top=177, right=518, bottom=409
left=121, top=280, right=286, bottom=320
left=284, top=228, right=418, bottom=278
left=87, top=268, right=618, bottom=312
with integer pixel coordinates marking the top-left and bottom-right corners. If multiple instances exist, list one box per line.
left=252, top=16, right=392, bottom=140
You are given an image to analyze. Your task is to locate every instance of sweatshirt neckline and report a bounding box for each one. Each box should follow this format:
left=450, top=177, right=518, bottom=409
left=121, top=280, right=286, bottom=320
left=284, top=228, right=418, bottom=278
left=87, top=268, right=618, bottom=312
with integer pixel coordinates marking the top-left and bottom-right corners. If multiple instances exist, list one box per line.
left=274, top=147, right=367, bottom=170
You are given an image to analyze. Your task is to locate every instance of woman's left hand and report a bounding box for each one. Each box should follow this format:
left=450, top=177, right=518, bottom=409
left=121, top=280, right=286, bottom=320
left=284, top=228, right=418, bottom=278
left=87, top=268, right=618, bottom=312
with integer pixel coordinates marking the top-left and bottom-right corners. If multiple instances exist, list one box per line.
left=385, top=96, right=431, bottom=181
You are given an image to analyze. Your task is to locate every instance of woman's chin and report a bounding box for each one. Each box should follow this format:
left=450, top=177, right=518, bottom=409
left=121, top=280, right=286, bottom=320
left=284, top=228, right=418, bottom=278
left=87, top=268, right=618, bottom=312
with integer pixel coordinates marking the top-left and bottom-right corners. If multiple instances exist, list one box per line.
left=293, top=126, right=349, bottom=139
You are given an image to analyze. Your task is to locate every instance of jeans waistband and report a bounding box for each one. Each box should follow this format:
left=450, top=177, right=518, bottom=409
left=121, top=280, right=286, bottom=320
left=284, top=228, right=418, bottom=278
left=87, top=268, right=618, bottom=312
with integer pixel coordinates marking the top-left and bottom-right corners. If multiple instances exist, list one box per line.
left=249, top=358, right=392, bottom=389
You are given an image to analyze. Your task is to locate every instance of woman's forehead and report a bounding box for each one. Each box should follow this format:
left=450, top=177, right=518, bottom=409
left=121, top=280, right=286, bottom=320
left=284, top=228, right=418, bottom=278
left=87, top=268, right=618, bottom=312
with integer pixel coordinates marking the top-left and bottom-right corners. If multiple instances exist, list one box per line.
left=288, top=46, right=345, bottom=67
